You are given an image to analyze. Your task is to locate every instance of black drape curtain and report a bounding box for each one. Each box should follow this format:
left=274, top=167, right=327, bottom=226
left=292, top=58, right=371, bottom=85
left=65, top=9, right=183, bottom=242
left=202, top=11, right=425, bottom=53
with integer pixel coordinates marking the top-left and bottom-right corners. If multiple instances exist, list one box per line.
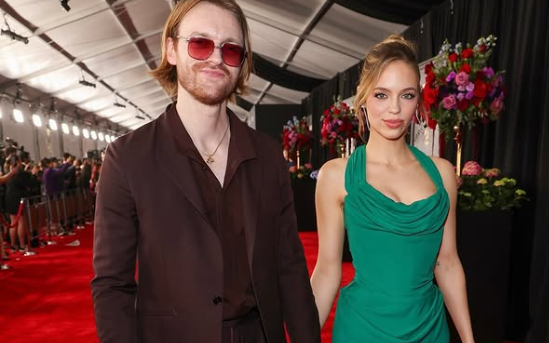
left=338, top=61, right=363, bottom=100
left=309, top=76, right=339, bottom=168
left=334, top=0, right=446, bottom=25
left=402, top=0, right=549, bottom=341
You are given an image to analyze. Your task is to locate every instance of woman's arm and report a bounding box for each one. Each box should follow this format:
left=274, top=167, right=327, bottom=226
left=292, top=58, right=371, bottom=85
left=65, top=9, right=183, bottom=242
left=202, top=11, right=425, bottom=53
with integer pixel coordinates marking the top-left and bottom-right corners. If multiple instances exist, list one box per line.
left=310, top=158, right=347, bottom=327
left=433, top=157, right=475, bottom=343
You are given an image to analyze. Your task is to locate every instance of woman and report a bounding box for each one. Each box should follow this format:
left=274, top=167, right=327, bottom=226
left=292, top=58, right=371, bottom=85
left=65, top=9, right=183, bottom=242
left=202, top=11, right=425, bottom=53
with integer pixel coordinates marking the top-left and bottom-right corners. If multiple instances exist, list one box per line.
left=4, top=152, right=33, bottom=254
left=311, top=35, right=475, bottom=343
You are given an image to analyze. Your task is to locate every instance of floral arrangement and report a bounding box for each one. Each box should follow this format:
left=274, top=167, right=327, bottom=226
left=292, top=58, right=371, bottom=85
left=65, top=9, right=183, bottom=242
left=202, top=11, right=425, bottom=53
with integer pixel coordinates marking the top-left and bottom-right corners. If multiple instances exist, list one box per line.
left=422, top=35, right=506, bottom=140
left=320, top=97, right=360, bottom=147
left=457, top=161, right=527, bottom=211
left=289, top=163, right=314, bottom=180
left=282, top=116, right=313, bottom=158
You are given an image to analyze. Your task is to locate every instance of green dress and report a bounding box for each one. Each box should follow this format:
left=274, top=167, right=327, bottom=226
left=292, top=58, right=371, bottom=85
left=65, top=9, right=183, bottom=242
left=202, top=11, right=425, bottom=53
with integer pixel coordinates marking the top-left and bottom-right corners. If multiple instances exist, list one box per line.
left=333, top=145, right=450, bottom=343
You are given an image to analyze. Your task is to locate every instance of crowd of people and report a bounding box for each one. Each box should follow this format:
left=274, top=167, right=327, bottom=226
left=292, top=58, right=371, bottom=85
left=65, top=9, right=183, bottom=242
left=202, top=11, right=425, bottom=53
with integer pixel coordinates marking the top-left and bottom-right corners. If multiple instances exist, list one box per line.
left=0, top=141, right=104, bottom=270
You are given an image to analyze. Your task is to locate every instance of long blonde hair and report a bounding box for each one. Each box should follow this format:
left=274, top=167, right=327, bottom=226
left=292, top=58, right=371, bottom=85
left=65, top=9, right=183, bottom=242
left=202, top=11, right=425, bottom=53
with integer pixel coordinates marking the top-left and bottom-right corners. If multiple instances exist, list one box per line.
left=149, top=0, right=252, bottom=100
left=354, top=35, right=421, bottom=137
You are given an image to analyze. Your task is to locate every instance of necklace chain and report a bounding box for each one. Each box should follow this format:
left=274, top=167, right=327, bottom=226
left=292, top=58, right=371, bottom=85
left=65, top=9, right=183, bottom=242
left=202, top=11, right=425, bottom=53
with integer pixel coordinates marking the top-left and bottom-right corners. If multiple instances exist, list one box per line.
left=198, top=123, right=230, bottom=164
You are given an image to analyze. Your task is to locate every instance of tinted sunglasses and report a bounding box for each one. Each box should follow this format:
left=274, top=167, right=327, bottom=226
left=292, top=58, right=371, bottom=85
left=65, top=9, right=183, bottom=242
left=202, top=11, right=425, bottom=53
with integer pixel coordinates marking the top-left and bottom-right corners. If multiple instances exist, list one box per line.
left=177, top=36, right=246, bottom=67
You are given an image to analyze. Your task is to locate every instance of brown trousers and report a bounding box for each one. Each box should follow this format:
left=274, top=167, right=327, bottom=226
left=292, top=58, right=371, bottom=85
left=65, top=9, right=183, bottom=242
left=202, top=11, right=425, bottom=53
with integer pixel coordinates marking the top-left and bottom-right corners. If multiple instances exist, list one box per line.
left=222, top=310, right=267, bottom=343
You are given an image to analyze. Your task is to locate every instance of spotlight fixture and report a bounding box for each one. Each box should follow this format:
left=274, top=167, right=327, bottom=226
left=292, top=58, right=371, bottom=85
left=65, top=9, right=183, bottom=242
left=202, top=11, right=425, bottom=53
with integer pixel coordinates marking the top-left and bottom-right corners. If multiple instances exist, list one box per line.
left=60, top=0, right=71, bottom=12
left=0, top=29, right=29, bottom=44
left=79, top=79, right=96, bottom=88
left=113, top=97, right=126, bottom=108
left=1, top=15, right=29, bottom=44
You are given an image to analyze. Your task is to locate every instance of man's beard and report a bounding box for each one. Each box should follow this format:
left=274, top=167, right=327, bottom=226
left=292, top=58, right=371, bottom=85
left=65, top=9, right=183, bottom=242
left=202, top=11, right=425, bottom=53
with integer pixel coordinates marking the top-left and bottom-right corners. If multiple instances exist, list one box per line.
left=178, top=62, right=237, bottom=106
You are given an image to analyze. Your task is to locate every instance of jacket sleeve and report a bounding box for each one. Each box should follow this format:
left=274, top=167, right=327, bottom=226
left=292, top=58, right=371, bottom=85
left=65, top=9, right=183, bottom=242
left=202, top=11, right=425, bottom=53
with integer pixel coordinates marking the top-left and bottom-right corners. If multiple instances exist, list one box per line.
left=91, top=141, right=138, bottom=343
left=276, top=154, right=321, bottom=343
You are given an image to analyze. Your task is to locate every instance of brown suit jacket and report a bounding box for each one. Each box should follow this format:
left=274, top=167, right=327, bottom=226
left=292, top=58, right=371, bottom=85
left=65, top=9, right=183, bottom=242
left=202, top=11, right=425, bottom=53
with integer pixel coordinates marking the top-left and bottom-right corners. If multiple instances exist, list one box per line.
left=91, top=107, right=320, bottom=343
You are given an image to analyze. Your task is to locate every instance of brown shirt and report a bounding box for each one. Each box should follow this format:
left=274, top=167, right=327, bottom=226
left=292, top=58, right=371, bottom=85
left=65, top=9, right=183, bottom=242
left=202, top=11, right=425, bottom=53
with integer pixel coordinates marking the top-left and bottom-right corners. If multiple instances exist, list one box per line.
left=167, top=105, right=256, bottom=320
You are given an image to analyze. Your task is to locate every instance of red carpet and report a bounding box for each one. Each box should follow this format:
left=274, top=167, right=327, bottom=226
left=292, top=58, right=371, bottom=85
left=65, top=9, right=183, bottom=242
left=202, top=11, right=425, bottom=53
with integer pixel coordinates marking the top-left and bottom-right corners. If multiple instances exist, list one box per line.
left=0, top=225, right=98, bottom=343
left=0, top=228, right=517, bottom=343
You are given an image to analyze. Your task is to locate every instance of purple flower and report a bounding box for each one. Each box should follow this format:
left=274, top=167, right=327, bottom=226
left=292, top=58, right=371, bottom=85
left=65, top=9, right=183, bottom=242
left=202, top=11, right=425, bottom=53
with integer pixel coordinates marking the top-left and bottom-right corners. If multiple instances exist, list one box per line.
left=466, top=82, right=475, bottom=92
left=457, top=92, right=465, bottom=101
left=446, top=71, right=457, bottom=82
left=455, top=72, right=469, bottom=86
left=442, top=94, right=457, bottom=110
left=465, top=91, right=474, bottom=99
left=310, top=170, right=319, bottom=180
left=483, top=67, right=495, bottom=79
left=490, top=96, right=504, bottom=115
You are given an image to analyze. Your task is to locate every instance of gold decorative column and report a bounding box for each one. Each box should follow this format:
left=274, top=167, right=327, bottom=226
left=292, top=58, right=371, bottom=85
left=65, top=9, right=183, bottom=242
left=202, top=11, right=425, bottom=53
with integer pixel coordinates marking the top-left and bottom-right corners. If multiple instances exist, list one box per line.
left=454, top=125, right=462, bottom=176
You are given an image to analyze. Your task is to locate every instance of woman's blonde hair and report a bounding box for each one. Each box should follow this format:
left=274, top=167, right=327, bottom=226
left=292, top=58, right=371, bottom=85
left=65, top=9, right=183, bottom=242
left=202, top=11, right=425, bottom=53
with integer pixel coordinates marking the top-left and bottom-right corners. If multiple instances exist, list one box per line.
left=149, top=0, right=252, bottom=100
left=354, top=35, right=421, bottom=137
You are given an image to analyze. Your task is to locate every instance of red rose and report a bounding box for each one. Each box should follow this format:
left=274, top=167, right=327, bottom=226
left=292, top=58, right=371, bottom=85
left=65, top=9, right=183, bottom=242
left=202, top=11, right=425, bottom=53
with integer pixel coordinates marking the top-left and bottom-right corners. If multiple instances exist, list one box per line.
left=458, top=99, right=469, bottom=111
left=473, top=79, right=488, bottom=99
left=460, top=63, right=471, bottom=74
left=448, top=53, right=458, bottom=62
left=426, top=71, right=436, bottom=84
left=479, top=44, right=487, bottom=53
left=425, top=62, right=434, bottom=74
left=462, top=48, right=474, bottom=59
left=422, top=84, right=438, bottom=107
left=428, top=117, right=437, bottom=130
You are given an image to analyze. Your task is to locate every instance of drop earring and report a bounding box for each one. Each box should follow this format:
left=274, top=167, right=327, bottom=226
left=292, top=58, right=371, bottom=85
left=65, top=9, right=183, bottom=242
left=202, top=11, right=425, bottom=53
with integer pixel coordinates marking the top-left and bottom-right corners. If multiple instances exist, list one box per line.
left=361, top=106, right=370, bottom=131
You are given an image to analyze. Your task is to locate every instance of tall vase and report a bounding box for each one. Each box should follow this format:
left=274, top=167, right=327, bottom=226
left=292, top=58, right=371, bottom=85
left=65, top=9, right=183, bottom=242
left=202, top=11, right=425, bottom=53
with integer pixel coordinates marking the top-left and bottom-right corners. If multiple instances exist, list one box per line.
left=454, top=125, right=463, bottom=176
left=338, top=143, right=346, bottom=158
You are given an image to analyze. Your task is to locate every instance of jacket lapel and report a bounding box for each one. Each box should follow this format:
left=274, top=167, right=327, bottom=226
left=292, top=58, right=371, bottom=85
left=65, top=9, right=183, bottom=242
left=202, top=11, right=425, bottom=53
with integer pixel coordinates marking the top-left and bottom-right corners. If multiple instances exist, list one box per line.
left=240, top=159, right=262, bottom=269
left=155, top=111, right=213, bottom=229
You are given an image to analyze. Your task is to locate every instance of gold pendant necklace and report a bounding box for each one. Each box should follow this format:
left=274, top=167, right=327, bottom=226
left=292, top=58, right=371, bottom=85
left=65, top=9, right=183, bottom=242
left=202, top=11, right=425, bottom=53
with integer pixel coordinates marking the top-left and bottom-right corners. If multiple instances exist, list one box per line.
left=200, top=123, right=230, bottom=164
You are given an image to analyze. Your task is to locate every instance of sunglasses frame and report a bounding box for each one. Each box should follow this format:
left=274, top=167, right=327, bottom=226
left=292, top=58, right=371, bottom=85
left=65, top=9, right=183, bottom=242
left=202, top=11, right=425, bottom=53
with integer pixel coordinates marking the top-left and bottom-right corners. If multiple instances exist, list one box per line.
left=176, top=36, right=246, bottom=67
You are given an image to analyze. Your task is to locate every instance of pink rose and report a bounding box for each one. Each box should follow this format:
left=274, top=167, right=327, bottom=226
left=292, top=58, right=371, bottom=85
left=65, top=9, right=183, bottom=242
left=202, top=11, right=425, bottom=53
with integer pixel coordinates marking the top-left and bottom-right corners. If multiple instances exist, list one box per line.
left=305, top=163, right=313, bottom=170
left=462, top=161, right=482, bottom=176
left=490, top=96, right=504, bottom=115
left=455, top=71, right=470, bottom=86
left=442, top=94, right=457, bottom=110
left=289, top=166, right=297, bottom=173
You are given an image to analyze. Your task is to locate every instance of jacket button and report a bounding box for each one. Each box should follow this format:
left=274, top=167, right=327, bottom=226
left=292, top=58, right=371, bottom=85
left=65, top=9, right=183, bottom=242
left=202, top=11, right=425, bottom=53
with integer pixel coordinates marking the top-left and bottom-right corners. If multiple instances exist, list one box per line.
left=212, top=296, right=223, bottom=305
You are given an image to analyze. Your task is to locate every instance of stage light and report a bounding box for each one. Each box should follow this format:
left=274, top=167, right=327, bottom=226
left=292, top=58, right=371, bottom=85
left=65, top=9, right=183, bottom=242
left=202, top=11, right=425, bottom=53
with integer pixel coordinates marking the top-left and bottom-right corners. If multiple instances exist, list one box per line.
left=1, top=29, right=29, bottom=44
left=32, top=114, right=42, bottom=127
left=82, top=128, right=90, bottom=139
left=13, top=109, right=24, bottom=123
left=98, top=132, right=104, bottom=141
left=60, top=0, right=71, bottom=12
left=91, top=130, right=97, bottom=140
left=105, top=135, right=112, bottom=143
left=61, top=123, right=70, bottom=134
left=72, top=125, right=80, bottom=136
left=49, top=119, right=58, bottom=131
left=79, top=79, right=96, bottom=88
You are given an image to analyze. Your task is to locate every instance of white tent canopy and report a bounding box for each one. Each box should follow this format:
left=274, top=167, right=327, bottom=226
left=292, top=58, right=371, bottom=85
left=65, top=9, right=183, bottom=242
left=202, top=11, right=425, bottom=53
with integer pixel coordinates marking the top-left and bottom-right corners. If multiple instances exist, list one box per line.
left=0, top=0, right=428, bottom=133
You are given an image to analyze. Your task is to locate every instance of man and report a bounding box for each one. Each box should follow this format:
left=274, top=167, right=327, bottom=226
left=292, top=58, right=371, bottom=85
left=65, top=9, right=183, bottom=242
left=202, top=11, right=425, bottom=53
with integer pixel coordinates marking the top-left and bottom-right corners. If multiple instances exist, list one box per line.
left=90, top=1, right=320, bottom=343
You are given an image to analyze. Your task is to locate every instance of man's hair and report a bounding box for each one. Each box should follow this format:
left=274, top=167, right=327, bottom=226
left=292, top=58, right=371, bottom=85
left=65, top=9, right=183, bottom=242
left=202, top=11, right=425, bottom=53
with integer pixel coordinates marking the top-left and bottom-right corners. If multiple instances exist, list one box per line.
left=354, top=35, right=420, bottom=137
left=150, top=0, right=252, bottom=100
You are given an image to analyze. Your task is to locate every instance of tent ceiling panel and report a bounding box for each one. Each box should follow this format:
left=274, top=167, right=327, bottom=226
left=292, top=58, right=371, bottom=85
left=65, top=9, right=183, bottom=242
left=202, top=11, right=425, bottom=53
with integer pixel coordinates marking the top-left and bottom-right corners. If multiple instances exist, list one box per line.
left=83, top=45, right=144, bottom=78
left=126, top=0, right=172, bottom=34
left=4, top=0, right=107, bottom=29
left=119, top=79, right=161, bottom=98
left=247, top=19, right=298, bottom=63
left=0, top=37, right=60, bottom=79
left=26, top=65, right=87, bottom=95
left=56, top=82, right=111, bottom=105
left=101, top=64, right=151, bottom=89
left=45, top=11, right=131, bottom=58
left=0, top=0, right=438, bottom=131
left=239, top=0, right=324, bottom=33
left=310, top=4, right=406, bottom=56
left=291, top=40, right=360, bottom=79
left=268, top=84, right=308, bottom=104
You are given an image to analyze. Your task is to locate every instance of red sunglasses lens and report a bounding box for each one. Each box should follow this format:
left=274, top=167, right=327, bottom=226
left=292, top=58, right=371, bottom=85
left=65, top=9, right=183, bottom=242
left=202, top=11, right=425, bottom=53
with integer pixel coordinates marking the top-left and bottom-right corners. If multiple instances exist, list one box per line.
left=220, top=44, right=245, bottom=67
left=187, top=37, right=244, bottom=67
left=187, top=38, right=215, bottom=60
